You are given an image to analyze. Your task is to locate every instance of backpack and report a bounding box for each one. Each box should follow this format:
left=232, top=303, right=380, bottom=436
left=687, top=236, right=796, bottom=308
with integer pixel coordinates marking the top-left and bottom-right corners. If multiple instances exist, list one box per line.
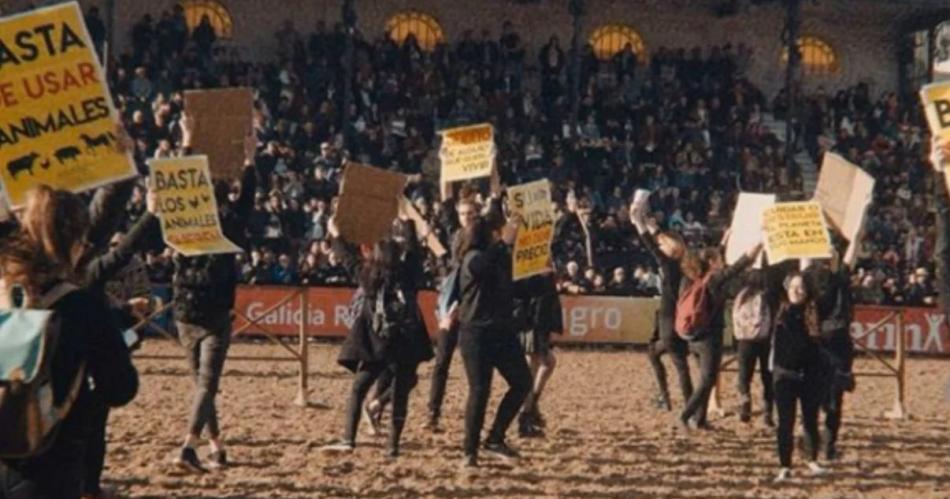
left=0, top=281, right=84, bottom=459
left=675, top=275, right=713, bottom=340
left=370, top=284, right=414, bottom=341
left=732, top=288, right=771, bottom=342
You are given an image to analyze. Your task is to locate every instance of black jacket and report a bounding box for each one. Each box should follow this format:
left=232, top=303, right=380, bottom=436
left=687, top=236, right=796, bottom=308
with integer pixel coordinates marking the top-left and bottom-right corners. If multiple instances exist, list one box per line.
left=3, top=287, right=138, bottom=491
left=772, top=302, right=822, bottom=375
left=169, top=165, right=256, bottom=328
left=639, top=229, right=682, bottom=338
left=459, top=242, right=514, bottom=334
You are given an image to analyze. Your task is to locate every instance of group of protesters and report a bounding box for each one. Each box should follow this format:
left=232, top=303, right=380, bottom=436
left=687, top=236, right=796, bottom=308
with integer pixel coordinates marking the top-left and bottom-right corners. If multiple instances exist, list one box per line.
left=4, top=4, right=950, bottom=498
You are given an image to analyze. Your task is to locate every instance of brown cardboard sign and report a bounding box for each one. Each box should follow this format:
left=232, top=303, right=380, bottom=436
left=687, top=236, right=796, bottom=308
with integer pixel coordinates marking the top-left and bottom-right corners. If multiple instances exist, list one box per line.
left=184, top=87, right=254, bottom=179
left=336, top=163, right=407, bottom=245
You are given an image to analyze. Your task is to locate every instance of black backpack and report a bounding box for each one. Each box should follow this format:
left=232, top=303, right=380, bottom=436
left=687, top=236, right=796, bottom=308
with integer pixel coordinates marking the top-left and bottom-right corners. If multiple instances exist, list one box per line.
left=370, top=284, right=414, bottom=341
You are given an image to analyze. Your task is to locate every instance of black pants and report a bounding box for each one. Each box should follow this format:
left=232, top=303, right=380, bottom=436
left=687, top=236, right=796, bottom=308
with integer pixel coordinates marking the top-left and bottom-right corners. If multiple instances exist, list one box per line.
left=680, top=332, right=722, bottom=426
left=821, top=333, right=854, bottom=455
left=648, top=328, right=693, bottom=405
left=372, top=365, right=418, bottom=410
left=460, top=329, right=531, bottom=457
left=774, top=369, right=823, bottom=468
left=736, top=340, right=773, bottom=416
left=343, top=362, right=418, bottom=449
left=428, top=325, right=460, bottom=421
left=178, top=319, right=231, bottom=439
left=82, top=402, right=109, bottom=496
left=0, top=438, right=83, bottom=499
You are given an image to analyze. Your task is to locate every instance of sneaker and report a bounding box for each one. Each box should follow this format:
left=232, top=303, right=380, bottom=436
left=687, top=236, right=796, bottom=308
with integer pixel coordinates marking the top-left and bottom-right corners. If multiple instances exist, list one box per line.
left=675, top=415, right=691, bottom=433
left=320, top=440, right=355, bottom=453
left=806, top=461, right=829, bottom=476
left=518, top=417, right=545, bottom=438
left=362, top=405, right=382, bottom=437
left=763, top=413, right=776, bottom=428
left=387, top=446, right=399, bottom=459
left=532, top=409, right=547, bottom=429
left=461, top=454, right=478, bottom=468
left=824, top=445, right=839, bottom=462
left=739, top=401, right=751, bottom=423
left=174, top=447, right=206, bottom=474
left=483, top=440, right=520, bottom=461
left=774, top=467, right=792, bottom=483
left=206, top=449, right=228, bottom=470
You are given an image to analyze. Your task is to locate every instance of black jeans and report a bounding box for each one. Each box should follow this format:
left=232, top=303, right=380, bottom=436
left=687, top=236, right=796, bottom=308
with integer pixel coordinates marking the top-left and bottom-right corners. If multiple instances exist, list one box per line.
left=178, top=315, right=232, bottom=438
left=736, top=340, right=773, bottom=416
left=821, top=334, right=854, bottom=454
left=648, top=329, right=693, bottom=405
left=774, top=368, right=823, bottom=468
left=343, top=362, right=418, bottom=449
left=680, top=332, right=722, bottom=426
left=428, top=325, right=460, bottom=421
left=460, top=329, right=531, bottom=457
left=82, top=401, right=109, bottom=496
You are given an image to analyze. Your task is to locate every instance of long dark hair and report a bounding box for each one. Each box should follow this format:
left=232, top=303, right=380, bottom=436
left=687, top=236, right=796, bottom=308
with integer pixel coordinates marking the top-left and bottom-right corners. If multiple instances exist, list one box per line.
left=456, top=215, right=497, bottom=263
left=360, top=239, right=401, bottom=296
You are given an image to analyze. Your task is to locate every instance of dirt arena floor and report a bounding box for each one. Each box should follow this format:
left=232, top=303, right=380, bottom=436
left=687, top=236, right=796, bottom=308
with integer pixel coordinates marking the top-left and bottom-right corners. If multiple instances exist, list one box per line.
left=104, top=339, right=950, bottom=498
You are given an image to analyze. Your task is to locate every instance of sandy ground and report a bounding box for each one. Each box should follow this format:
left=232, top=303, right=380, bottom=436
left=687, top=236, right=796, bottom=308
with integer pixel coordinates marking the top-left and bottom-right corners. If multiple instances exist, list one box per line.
left=103, top=339, right=950, bottom=498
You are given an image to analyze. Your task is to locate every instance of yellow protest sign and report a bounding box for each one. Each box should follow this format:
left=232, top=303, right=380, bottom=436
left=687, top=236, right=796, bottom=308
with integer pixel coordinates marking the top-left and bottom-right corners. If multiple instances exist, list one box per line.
left=0, top=2, right=135, bottom=208
left=439, top=124, right=494, bottom=182
left=921, top=82, right=950, bottom=143
left=762, top=201, right=833, bottom=264
left=509, top=179, right=555, bottom=280
left=148, top=155, right=241, bottom=256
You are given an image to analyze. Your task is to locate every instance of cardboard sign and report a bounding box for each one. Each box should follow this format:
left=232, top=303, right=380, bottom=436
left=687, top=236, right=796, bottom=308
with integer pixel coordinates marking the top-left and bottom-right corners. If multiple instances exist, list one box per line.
left=439, top=124, right=494, bottom=182
left=509, top=179, right=555, bottom=280
left=336, top=163, right=407, bottom=245
left=184, top=87, right=253, bottom=179
left=0, top=2, right=135, bottom=208
left=726, top=193, right=775, bottom=267
left=148, top=155, right=241, bottom=256
left=814, top=153, right=875, bottom=265
left=762, top=201, right=833, bottom=263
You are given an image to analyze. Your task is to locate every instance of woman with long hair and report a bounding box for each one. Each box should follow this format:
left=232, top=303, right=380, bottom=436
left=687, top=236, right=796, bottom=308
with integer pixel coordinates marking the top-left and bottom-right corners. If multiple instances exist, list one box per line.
left=0, top=190, right=137, bottom=499
left=771, top=271, right=828, bottom=482
left=326, top=219, right=433, bottom=457
left=457, top=214, right=532, bottom=467
left=676, top=242, right=761, bottom=431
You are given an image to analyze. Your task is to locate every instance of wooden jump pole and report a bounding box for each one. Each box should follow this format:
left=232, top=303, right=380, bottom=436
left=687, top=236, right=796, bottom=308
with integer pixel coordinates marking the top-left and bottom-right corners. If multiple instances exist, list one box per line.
left=294, top=290, right=310, bottom=407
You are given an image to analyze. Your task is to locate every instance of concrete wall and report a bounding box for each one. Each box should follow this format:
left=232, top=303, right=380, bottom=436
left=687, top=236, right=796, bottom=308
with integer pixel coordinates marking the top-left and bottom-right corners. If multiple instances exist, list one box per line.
left=2, top=0, right=934, bottom=97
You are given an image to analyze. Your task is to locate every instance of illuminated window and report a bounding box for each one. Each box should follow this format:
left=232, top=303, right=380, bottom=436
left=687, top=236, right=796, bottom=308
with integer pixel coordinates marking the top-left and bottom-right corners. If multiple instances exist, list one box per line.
left=385, top=11, right=444, bottom=52
left=180, top=0, right=233, bottom=39
left=782, top=36, right=839, bottom=75
left=589, top=24, right=647, bottom=61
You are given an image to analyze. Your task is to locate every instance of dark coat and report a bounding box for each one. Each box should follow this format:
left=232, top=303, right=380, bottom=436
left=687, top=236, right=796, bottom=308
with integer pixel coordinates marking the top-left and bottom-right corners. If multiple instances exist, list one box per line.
left=337, top=222, right=434, bottom=372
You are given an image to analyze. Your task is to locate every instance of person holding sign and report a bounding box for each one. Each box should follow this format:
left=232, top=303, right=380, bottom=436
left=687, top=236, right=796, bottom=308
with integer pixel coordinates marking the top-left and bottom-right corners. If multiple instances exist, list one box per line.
left=148, top=118, right=258, bottom=473
left=457, top=213, right=532, bottom=467
left=771, top=270, right=829, bottom=482
left=629, top=198, right=693, bottom=412
left=675, top=239, right=762, bottom=431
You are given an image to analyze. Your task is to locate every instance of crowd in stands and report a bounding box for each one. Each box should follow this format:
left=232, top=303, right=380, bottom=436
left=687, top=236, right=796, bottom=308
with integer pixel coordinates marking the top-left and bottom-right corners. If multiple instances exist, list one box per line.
left=91, top=6, right=937, bottom=305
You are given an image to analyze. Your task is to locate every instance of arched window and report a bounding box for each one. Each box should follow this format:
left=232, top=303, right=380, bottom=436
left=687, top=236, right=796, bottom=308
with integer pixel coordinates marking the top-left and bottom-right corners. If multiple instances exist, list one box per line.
left=180, top=0, right=233, bottom=39
left=385, top=11, right=444, bottom=51
left=783, top=35, right=839, bottom=75
left=589, top=24, right=647, bottom=61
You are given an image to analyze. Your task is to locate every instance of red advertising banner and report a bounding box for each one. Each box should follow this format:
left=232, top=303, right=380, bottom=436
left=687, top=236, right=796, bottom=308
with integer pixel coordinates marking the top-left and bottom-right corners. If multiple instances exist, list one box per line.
left=232, top=286, right=950, bottom=355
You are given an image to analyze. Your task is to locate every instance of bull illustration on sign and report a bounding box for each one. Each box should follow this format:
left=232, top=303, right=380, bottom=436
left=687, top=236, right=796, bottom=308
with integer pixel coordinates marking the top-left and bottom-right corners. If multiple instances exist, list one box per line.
left=55, top=146, right=82, bottom=164
left=7, top=153, right=41, bottom=179
left=80, top=132, right=117, bottom=154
